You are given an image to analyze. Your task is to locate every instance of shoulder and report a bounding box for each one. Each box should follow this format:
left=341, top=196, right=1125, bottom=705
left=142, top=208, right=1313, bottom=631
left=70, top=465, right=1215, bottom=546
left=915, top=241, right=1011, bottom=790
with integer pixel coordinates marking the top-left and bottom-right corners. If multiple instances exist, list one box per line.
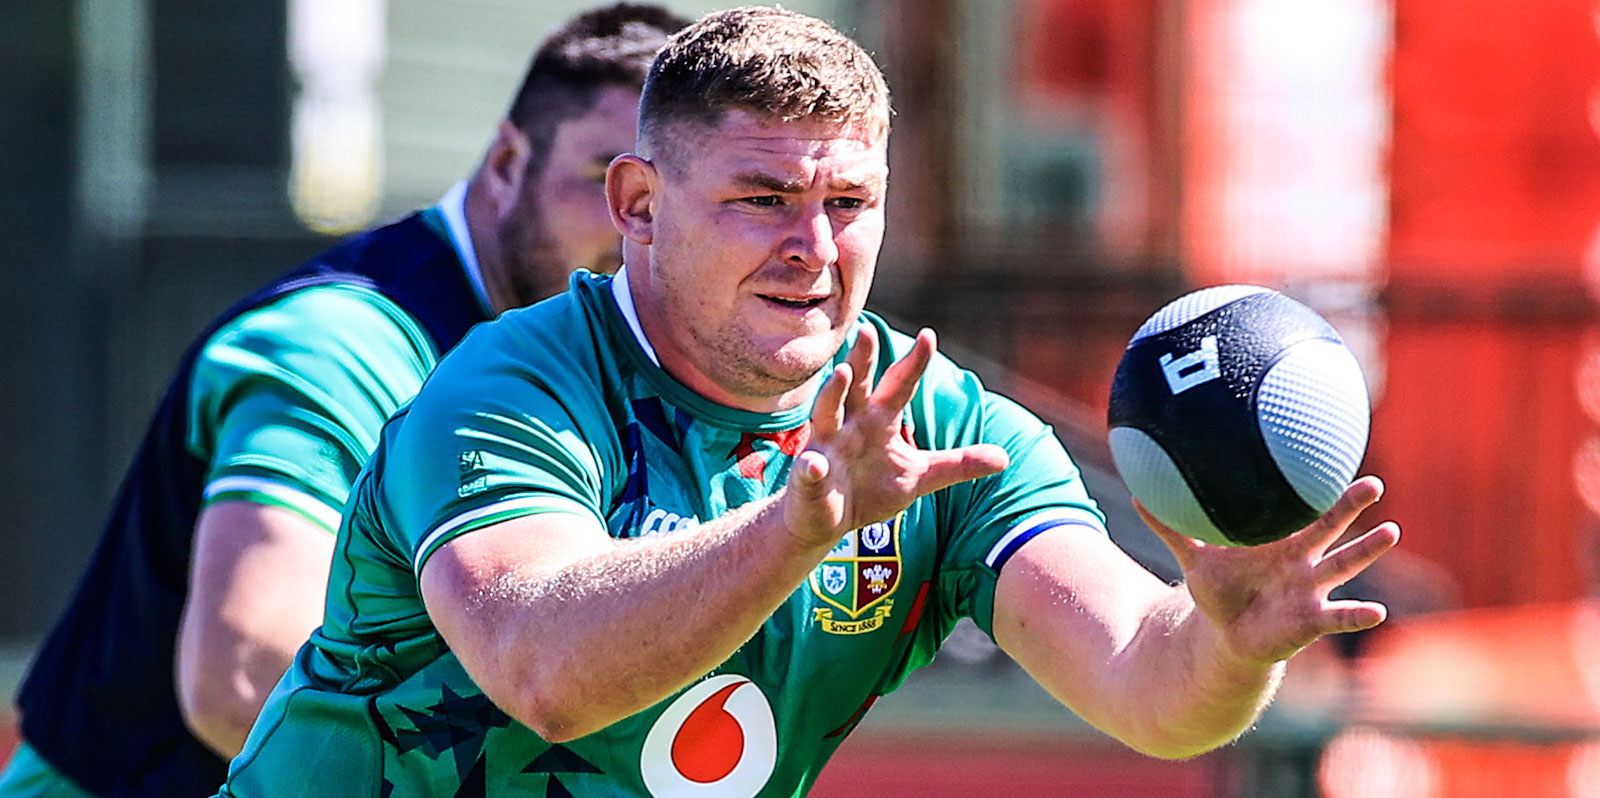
left=201, top=284, right=435, bottom=373
left=216, top=284, right=425, bottom=347
left=188, top=283, right=440, bottom=430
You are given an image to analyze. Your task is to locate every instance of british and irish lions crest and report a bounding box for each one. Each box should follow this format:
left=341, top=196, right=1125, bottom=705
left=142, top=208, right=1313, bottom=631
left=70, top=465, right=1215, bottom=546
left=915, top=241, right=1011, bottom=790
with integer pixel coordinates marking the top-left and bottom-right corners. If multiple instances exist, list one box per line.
left=808, top=513, right=902, bottom=634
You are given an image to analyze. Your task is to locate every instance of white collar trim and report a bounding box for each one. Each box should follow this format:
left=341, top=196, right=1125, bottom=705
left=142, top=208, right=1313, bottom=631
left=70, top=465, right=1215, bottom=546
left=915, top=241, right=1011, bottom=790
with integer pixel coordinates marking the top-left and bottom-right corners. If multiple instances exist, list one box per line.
left=438, top=180, right=492, bottom=314
left=610, top=266, right=660, bottom=366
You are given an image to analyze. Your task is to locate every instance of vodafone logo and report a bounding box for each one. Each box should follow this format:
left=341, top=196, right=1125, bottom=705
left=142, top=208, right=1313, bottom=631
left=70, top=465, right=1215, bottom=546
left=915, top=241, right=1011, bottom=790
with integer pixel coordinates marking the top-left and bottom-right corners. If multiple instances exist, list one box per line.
left=639, top=674, right=777, bottom=797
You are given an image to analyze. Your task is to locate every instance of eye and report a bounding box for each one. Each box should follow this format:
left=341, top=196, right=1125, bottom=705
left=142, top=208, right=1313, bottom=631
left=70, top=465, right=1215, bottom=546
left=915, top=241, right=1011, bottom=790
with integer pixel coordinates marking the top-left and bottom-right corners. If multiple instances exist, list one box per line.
left=742, top=195, right=784, bottom=207
left=581, top=160, right=611, bottom=183
left=829, top=196, right=868, bottom=211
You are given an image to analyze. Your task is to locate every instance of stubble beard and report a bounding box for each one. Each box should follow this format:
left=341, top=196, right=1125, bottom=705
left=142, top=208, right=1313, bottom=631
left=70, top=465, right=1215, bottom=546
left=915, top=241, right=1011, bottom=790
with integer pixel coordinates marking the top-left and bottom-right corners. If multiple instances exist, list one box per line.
left=496, top=210, right=571, bottom=308
left=690, top=316, right=846, bottom=403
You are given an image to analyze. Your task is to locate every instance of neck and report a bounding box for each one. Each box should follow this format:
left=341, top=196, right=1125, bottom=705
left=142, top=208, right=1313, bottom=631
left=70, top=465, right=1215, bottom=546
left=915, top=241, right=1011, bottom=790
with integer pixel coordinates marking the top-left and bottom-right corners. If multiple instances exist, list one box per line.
left=462, top=178, right=512, bottom=314
left=669, top=361, right=825, bottom=415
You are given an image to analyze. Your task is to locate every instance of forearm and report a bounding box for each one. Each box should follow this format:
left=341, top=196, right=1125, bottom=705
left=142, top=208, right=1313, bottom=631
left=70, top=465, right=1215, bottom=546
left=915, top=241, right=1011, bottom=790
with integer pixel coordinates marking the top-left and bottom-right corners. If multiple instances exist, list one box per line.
left=1097, top=477, right=1399, bottom=757
left=994, top=529, right=1282, bottom=760
left=1104, top=588, right=1284, bottom=759
left=176, top=626, right=304, bottom=758
left=429, top=493, right=838, bottom=742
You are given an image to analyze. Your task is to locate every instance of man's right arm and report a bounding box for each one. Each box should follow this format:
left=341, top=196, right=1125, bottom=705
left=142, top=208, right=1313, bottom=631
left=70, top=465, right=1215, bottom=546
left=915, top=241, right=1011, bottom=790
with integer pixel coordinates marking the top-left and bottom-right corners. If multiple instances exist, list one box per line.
left=172, top=285, right=435, bottom=757
left=420, top=495, right=834, bottom=742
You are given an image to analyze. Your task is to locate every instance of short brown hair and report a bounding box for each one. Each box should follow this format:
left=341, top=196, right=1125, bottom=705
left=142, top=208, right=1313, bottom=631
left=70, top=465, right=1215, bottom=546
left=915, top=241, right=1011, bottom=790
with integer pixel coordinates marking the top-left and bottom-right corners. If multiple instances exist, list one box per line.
left=638, top=6, right=892, bottom=166
left=505, top=3, right=690, bottom=177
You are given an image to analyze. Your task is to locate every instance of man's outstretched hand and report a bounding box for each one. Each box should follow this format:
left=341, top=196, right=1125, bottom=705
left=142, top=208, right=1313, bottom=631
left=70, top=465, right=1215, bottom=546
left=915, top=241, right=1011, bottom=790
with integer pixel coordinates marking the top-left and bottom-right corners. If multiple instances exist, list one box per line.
left=784, top=325, right=1010, bottom=548
left=1138, top=475, right=1401, bottom=666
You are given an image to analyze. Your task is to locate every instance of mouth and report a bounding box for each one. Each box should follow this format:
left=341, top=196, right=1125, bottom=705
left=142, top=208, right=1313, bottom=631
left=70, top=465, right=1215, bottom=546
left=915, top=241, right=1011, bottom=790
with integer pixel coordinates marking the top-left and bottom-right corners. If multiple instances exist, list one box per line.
left=757, top=293, right=829, bottom=311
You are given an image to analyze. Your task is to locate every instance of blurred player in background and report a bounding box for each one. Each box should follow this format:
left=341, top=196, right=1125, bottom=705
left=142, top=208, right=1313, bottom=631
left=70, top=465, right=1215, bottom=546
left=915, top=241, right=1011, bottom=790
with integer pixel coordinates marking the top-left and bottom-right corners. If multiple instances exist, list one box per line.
left=0, top=5, right=689, bottom=797
left=215, top=7, right=1401, bottom=796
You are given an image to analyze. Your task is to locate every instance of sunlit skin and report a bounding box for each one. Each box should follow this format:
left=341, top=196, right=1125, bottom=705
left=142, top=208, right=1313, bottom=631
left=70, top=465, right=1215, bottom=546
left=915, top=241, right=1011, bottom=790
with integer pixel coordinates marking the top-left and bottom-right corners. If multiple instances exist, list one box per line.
left=486, top=85, right=643, bottom=311
left=609, top=110, right=889, bottom=413
left=427, top=107, right=1405, bottom=757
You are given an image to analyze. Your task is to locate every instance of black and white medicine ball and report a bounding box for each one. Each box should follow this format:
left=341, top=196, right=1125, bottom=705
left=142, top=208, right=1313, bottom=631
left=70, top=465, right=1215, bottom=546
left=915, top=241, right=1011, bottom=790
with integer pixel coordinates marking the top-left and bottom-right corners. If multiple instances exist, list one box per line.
left=1107, top=285, right=1370, bottom=546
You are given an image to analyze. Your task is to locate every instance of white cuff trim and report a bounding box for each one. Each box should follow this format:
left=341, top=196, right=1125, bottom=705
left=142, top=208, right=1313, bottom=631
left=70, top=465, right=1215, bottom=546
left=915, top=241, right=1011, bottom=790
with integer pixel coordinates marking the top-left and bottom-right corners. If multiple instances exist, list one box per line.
left=203, top=476, right=343, bottom=532
left=413, top=495, right=596, bottom=574
left=983, top=507, right=1107, bottom=569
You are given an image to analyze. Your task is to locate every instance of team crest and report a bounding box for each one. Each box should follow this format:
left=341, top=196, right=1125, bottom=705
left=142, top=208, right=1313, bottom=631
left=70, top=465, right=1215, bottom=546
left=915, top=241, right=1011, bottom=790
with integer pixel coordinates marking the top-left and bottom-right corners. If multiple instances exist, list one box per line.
left=808, top=513, right=902, bottom=635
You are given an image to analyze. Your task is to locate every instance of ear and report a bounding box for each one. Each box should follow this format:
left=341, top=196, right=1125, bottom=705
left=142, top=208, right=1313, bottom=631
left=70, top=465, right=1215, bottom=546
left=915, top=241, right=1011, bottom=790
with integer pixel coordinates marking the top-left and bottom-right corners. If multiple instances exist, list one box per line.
left=481, top=119, right=532, bottom=218
left=607, top=154, right=657, bottom=245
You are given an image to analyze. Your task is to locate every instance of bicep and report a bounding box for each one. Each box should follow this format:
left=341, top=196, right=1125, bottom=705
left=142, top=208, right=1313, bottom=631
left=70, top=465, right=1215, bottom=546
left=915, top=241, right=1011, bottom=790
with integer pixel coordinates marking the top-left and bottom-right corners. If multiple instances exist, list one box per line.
left=992, top=525, right=1175, bottom=715
left=418, top=512, right=613, bottom=688
left=179, top=501, right=337, bottom=681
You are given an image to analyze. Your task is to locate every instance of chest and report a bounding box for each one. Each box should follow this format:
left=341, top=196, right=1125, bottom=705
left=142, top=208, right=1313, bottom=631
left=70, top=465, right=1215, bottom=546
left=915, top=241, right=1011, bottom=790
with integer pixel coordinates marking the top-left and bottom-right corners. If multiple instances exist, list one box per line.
left=602, top=398, right=940, bottom=687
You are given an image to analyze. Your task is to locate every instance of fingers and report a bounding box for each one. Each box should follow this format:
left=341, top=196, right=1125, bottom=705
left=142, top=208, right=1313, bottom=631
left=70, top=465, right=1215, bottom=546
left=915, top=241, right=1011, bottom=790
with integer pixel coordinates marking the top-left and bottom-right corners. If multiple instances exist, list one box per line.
left=843, top=324, right=877, bottom=417
left=1319, top=599, right=1389, bottom=635
left=1134, top=499, right=1206, bottom=570
left=815, top=324, right=884, bottom=440
left=810, top=364, right=852, bottom=439
left=1317, top=521, right=1400, bottom=588
left=828, top=325, right=939, bottom=428
left=789, top=450, right=833, bottom=500
left=919, top=443, right=1011, bottom=494
left=823, top=325, right=932, bottom=442
left=1296, top=476, right=1385, bottom=553
left=872, top=328, right=935, bottom=413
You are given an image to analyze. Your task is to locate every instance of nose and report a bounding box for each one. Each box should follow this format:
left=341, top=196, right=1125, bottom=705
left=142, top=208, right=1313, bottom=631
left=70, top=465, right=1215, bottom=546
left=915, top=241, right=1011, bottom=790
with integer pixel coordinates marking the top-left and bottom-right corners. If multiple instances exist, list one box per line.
left=779, top=206, right=838, bottom=272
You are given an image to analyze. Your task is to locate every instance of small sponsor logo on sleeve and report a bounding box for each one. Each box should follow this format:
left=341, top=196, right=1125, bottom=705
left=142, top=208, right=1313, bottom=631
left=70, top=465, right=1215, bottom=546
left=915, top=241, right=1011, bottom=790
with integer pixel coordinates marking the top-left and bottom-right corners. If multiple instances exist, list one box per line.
left=458, top=450, right=488, bottom=498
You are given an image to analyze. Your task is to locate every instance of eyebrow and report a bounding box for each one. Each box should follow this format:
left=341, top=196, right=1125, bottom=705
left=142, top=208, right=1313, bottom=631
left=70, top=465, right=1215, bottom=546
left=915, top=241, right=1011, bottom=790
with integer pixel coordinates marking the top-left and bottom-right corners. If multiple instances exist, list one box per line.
left=732, top=172, right=808, bottom=194
left=731, top=171, right=883, bottom=194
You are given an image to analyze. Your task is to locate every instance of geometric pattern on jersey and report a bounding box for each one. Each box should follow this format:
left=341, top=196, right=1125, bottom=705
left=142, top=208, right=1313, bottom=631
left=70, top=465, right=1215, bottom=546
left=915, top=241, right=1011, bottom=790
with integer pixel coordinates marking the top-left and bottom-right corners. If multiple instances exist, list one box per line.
left=216, top=271, right=1106, bottom=798
left=375, top=683, right=512, bottom=776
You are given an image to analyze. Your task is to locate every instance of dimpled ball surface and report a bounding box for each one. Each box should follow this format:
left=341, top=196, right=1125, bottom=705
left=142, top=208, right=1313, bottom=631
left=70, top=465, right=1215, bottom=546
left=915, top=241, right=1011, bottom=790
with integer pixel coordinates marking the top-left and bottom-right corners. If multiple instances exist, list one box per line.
left=1107, top=285, right=1370, bottom=546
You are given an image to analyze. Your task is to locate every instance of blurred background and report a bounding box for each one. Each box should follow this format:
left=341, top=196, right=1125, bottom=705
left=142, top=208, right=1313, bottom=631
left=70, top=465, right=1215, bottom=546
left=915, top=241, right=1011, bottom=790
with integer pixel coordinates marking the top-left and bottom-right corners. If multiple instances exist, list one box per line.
left=4, top=0, right=1600, bottom=795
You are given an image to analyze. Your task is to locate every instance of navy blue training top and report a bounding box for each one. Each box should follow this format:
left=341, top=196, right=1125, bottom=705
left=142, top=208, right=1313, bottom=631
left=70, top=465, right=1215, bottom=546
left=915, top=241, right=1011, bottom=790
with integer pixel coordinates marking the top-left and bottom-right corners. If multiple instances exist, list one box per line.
left=15, top=212, right=485, bottom=797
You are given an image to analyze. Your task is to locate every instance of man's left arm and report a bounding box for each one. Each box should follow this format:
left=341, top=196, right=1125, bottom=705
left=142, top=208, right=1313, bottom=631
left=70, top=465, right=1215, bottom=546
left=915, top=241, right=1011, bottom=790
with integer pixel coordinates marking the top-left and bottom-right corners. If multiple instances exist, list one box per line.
left=176, top=501, right=335, bottom=757
left=173, top=286, right=434, bottom=757
left=992, top=476, right=1397, bottom=759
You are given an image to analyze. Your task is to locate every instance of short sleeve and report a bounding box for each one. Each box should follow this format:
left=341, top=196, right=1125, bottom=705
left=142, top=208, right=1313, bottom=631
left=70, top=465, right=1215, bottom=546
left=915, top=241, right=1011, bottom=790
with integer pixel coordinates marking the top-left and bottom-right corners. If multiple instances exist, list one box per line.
left=369, top=312, right=616, bottom=576
left=188, top=284, right=437, bottom=532
left=928, top=384, right=1108, bottom=640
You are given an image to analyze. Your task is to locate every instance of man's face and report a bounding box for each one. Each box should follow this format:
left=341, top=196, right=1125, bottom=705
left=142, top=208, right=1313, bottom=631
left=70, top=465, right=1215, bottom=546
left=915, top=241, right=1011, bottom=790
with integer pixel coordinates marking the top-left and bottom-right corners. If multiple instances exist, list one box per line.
left=631, top=110, right=888, bottom=410
left=497, top=85, right=641, bottom=305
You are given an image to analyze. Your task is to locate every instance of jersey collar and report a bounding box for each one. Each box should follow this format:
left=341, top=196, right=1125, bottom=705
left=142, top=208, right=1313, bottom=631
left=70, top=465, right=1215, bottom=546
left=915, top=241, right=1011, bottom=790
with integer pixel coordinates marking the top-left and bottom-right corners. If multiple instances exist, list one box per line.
left=435, top=180, right=493, bottom=315
left=610, top=265, right=662, bottom=366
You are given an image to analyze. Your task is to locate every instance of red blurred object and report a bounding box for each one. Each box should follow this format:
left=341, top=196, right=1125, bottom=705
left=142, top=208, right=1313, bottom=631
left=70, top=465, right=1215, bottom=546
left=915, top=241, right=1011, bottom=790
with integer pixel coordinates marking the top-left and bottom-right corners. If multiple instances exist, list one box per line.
left=0, top=719, right=16, bottom=771
left=1372, top=315, right=1593, bottom=607
left=811, top=734, right=1221, bottom=797
left=1388, top=0, right=1600, bottom=284
left=1319, top=601, right=1600, bottom=798
left=1319, top=726, right=1596, bottom=798
left=1353, top=601, right=1600, bottom=729
left=1376, top=0, right=1600, bottom=608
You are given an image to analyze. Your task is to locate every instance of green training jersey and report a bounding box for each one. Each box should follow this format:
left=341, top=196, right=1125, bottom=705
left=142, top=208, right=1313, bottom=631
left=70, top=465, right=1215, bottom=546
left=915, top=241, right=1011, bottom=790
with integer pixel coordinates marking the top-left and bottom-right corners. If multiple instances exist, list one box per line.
left=219, top=270, right=1106, bottom=798
left=188, top=282, right=440, bottom=531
